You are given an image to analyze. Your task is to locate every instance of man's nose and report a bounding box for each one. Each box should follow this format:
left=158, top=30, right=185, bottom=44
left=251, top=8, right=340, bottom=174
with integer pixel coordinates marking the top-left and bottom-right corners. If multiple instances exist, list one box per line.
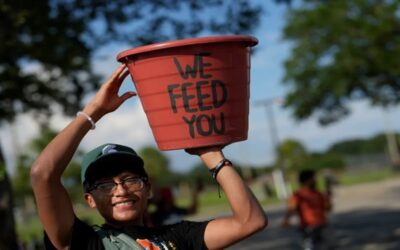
left=114, top=182, right=129, bottom=195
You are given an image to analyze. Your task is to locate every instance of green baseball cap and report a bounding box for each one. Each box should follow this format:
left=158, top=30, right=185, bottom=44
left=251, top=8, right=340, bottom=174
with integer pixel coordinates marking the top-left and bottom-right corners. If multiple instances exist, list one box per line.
left=81, top=143, right=146, bottom=185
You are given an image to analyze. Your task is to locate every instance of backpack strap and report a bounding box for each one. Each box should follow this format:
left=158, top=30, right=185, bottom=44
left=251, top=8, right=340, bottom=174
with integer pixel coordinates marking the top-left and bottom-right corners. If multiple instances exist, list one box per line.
left=93, top=225, right=145, bottom=250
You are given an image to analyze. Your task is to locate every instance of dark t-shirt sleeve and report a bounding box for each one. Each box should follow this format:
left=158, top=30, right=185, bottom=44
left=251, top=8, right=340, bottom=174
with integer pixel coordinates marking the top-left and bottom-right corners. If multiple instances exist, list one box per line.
left=169, top=220, right=209, bottom=250
left=44, top=217, right=103, bottom=250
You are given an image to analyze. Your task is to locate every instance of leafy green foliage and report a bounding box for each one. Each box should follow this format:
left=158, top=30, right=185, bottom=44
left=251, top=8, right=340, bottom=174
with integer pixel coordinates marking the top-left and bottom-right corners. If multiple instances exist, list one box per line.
left=183, top=162, right=215, bottom=186
left=62, top=161, right=84, bottom=203
left=12, top=155, right=33, bottom=206
left=28, top=128, right=57, bottom=153
left=0, top=161, right=5, bottom=180
left=274, top=138, right=345, bottom=172
left=1, top=1, right=97, bottom=122
left=138, top=146, right=171, bottom=185
left=0, top=0, right=263, bottom=123
left=327, top=133, right=399, bottom=155
left=0, top=148, right=19, bottom=250
left=12, top=127, right=84, bottom=205
left=283, top=0, right=400, bottom=124
left=300, top=153, right=345, bottom=171
left=276, top=139, right=309, bottom=170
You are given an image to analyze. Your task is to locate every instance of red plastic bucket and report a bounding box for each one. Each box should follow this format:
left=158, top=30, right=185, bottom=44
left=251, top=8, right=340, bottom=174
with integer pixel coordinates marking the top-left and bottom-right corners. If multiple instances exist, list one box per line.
left=117, top=35, right=258, bottom=150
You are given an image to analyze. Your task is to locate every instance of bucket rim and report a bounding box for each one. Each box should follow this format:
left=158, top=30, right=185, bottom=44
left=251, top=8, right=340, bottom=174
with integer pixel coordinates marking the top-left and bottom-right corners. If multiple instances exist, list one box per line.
left=116, top=35, right=258, bottom=62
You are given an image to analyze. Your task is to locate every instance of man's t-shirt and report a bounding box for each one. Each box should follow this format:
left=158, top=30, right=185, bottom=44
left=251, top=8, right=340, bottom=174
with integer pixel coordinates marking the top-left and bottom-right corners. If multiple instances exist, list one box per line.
left=44, top=217, right=209, bottom=250
left=289, top=188, right=329, bottom=227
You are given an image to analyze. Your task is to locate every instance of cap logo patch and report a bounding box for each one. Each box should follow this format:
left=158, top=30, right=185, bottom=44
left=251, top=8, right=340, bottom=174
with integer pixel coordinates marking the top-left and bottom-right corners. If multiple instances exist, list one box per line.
left=102, top=144, right=117, bottom=155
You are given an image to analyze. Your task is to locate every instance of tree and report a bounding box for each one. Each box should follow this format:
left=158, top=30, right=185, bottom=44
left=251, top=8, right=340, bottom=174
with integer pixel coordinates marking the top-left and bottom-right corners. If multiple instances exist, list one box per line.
left=301, top=153, right=345, bottom=172
left=139, top=146, right=172, bottom=185
left=13, top=127, right=84, bottom=206
left=282, top=0, right=400, bottom=125
left=12, top=127, right=84, bottom=237
left=327, top=133, right=389, bottom=156
left=0, top=147, right=18, bottom=250
left=185, top=162, right=217, bottom=186
left=1, top=0, right=265, bottom=122
left=12, top=155, right=33, bottom=207
left=276, top=139, right=309, bottom=171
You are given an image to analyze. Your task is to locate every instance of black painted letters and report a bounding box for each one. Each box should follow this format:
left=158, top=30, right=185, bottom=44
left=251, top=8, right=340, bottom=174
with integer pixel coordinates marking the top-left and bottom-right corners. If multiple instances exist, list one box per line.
left=167, top=53, right=228, bottom=138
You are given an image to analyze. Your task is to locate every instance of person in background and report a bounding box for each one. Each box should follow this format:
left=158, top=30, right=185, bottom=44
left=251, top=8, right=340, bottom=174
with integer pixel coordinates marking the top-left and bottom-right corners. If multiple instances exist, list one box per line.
left=31, top=64, right=267, bottom=250
left=282, top=169, right=333, bottom=250
left=149, top=180, right=202, bottom=227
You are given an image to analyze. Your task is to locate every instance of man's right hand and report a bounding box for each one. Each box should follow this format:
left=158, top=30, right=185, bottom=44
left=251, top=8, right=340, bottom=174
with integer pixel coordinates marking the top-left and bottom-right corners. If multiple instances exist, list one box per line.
left=83, top=64, right=136, bottom=122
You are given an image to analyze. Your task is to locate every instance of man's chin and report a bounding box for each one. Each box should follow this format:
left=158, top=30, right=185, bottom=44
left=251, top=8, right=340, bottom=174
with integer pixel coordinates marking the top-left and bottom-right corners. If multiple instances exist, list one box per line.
left=113, top=212, right=142, bottom=225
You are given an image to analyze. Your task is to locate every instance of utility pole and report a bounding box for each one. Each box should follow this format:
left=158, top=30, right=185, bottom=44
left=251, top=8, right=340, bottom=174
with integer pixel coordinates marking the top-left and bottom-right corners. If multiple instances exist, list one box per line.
left=383, top=108, right=400, bottom=168
left=254, top=98, right=289, bottom=199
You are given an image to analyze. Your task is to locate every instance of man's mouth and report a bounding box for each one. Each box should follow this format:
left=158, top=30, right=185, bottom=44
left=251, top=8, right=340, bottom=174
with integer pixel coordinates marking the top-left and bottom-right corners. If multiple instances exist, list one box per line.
left=113, top=200, right=136, bottom=207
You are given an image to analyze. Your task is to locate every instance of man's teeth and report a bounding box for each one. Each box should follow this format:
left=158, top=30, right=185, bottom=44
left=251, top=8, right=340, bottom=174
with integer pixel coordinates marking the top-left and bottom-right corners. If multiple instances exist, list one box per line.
left=114, top=201, right=134, bottom=207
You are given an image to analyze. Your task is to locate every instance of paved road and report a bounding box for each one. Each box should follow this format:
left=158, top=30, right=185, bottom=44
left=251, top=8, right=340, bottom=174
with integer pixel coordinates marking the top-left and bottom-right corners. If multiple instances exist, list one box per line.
left=228, top=177, right=400, bottom=250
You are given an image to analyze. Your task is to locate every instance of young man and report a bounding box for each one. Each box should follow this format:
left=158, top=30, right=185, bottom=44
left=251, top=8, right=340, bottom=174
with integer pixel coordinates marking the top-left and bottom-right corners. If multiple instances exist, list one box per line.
left=31, top=64, right=267, bottom=250
left=282, top=170, right=332, bottom=250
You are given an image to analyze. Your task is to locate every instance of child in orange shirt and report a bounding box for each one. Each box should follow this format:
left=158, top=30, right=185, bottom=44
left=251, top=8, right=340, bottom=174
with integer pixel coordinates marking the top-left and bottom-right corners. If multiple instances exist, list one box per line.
left=282, top=170, right=333, bottom=250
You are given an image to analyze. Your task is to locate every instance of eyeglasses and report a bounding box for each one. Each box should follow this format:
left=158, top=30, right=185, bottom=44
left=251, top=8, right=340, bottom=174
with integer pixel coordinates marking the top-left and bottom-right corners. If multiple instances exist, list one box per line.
left=90, top=176, right=147, bottom=194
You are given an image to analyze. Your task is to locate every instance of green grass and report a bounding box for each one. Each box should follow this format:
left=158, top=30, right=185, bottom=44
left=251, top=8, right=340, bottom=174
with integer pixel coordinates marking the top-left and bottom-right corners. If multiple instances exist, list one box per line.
left=177, top=185, right=281, bottom=220
left=338, top=168, right=398, bottom=185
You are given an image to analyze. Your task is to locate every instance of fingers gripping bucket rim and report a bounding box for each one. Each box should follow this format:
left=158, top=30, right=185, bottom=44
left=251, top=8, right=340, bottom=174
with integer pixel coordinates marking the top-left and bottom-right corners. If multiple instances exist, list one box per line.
left=117, top=35, right=258, bottom=151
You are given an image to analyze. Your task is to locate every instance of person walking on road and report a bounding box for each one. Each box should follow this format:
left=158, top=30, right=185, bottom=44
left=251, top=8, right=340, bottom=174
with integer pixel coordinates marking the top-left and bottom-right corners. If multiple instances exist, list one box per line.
left=30, top=64, right=267, bottom=250
left=282, top=169, right=333, bottom=250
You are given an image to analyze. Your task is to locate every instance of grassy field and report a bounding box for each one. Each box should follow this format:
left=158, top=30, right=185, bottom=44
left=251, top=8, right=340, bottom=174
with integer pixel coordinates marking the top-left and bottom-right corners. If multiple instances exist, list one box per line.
left=338, top=167, right=397, bottom=185
left=16, top=167, right=400, bottom=244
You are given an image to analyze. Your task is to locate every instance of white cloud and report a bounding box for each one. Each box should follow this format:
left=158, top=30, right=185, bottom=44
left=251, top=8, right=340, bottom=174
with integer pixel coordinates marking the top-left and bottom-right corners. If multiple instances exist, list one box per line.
left=1, top=114, right=40, bottom=175
left=80, top=102, right=154, bottom=151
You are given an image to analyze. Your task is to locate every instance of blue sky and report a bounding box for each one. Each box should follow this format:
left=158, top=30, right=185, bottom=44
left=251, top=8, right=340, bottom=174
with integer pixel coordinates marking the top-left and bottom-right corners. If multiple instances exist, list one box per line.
left=2, top=1, right=400, bottom=174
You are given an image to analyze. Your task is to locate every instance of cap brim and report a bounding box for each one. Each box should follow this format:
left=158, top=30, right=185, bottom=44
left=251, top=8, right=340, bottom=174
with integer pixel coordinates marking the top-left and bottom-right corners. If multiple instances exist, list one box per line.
left=84, top=152, right=146, bottom=183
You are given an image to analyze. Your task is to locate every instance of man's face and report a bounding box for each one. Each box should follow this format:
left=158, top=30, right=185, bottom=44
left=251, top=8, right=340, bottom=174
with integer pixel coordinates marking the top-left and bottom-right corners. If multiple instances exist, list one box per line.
left=307, top=177, right=317, bottom=189
left=84, top=171, right=151, bottom=227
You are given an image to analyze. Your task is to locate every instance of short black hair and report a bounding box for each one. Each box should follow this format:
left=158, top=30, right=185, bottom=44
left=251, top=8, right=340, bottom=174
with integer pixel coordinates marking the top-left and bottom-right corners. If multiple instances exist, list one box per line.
left=298, top=169, right=315, bottom=184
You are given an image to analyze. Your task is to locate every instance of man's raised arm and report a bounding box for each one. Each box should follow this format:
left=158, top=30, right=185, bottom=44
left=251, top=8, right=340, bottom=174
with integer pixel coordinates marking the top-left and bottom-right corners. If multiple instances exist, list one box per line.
left=30, top=64, right=134, bottom=249
left=186, top=147, right=268, bottom=249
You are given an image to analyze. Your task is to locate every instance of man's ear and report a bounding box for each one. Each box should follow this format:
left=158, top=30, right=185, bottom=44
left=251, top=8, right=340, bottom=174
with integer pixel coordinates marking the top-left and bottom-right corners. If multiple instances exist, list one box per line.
left=147, top=189, right=154, bottom=200
left=146, top=183, right=153, bottom=199
left=84, top=193, right=97, bottom=208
